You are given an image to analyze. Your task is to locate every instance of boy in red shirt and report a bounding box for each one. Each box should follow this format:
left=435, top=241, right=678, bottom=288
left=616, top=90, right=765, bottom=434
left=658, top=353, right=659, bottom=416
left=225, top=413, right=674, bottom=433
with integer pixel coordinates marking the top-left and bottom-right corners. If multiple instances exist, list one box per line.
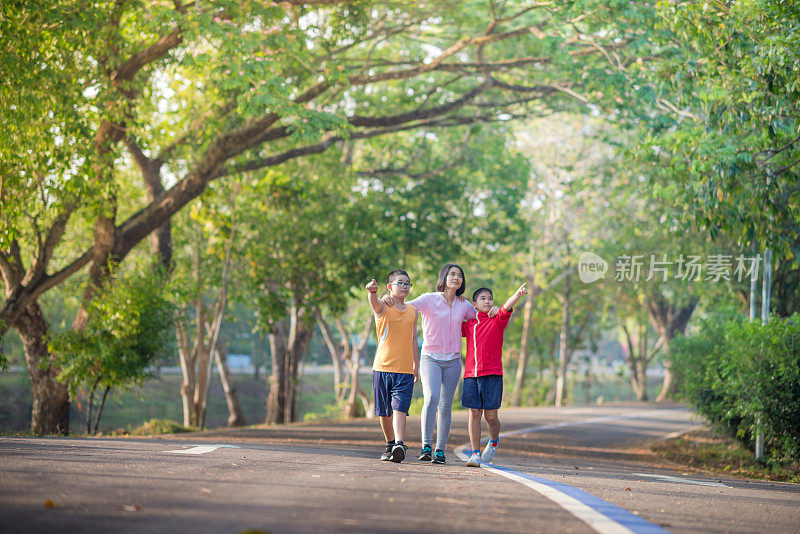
left=461, top=283, right=527, bottom=467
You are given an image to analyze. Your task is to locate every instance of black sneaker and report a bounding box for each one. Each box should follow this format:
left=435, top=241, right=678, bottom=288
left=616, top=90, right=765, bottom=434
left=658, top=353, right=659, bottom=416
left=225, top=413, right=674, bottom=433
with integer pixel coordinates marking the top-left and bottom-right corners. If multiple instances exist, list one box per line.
left=431, top=449, right=446, bottom=464
left=390, top=443, right=407, bottom=463
left=380, top=443, right=393, bottom=461
left=418, top=444, right=432, bottom=461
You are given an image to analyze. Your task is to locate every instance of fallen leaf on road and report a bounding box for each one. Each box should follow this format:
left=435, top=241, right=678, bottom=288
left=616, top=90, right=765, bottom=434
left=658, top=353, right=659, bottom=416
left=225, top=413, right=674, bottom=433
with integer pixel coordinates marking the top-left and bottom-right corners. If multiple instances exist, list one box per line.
left=400, top=478, right=407, bottom=483
left=624, top=487, right=632, bottom=491
left=311, top=474, right=320, bottom=478
left=201, top=488, right=212, bottom=494
left=44, top=500, right=55, bottom=508
left=435, top=497, right=469, bottom=505
left=117, top=505, right=140, bottom=512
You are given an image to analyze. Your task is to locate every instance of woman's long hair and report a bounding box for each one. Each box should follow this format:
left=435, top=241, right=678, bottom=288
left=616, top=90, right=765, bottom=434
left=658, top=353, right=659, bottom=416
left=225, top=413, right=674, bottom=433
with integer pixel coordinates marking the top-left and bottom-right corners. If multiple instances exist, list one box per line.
left=435, top=263, right=466, bottom=296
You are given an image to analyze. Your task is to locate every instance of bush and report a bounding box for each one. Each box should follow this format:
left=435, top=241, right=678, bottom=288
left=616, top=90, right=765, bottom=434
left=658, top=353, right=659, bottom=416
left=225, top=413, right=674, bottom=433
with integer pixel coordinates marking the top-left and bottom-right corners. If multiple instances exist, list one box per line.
left=49, top=268, right=175, bottom=432
left=672, top=312, right=800, bottom=462
left=303, top=403, right=341, bottom=422
left=129, top=418, right=196, bottom=435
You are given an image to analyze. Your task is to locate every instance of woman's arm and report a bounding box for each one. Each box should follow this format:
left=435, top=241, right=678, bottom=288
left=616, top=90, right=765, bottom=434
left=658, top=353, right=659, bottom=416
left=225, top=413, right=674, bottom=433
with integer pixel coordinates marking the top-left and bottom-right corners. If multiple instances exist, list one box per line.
left=406, top=292, right=429, bottom=313
left=412, top=309, right=420, bottom=383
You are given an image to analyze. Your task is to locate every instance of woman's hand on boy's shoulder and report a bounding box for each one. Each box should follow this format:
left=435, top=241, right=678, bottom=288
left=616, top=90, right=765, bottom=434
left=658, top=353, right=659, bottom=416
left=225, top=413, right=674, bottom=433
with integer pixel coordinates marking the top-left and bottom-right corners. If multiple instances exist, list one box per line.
left=487, top=306, right=500, bottom=317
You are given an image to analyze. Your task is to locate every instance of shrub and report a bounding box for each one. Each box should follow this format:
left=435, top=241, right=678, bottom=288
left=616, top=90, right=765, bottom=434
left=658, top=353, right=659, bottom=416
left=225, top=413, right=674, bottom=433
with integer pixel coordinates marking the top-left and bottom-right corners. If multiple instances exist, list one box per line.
left=49, top=268, right=175, bottom=433
left=130, top=418, right=196, bottom=435
left=672, top=312, right=800, bottom=462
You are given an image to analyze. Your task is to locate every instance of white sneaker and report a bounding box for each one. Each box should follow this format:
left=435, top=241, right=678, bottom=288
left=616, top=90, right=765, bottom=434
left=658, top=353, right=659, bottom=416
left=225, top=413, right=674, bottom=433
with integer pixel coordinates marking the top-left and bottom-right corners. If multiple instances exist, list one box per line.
left=466, top=451, right=481, bottom=467
left=482, top=440, right=498, bottom=463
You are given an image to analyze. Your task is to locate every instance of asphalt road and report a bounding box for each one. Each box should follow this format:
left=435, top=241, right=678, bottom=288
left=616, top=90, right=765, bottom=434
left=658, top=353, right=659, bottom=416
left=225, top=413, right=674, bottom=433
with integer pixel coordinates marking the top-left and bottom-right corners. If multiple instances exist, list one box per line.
left=1, top=403, right=799, bottom=533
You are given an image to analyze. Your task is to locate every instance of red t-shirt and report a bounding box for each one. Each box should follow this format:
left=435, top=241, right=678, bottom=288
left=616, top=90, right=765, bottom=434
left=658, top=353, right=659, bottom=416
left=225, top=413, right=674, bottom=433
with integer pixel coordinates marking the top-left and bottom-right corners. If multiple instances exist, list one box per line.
left=462, top=307, right=512, bottom=378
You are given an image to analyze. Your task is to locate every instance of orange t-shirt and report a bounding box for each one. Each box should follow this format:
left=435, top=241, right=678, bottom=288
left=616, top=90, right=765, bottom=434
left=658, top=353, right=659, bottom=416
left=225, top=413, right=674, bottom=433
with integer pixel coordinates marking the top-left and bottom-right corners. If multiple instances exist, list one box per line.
left=372, top=303, right=416, bottom=374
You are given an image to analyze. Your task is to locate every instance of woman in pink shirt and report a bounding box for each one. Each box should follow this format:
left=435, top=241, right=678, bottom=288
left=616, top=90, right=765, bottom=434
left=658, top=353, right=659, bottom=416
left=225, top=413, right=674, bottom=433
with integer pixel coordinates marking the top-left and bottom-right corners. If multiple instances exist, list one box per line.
left=406, top=264, right=479, bottom=464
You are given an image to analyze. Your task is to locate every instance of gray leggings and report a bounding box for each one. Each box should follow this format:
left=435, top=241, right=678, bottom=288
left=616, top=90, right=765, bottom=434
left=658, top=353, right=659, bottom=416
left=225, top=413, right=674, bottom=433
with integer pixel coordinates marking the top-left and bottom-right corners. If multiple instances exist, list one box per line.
left=419, top=355, right=462, bottom=450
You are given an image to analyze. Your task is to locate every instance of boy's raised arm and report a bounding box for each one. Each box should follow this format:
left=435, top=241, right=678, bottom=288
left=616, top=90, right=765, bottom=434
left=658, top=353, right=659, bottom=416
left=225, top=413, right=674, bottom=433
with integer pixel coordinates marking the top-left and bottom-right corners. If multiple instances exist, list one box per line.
left=366, top=278, right=386, bottom=317
left=503, top=282, right=528, bottom=311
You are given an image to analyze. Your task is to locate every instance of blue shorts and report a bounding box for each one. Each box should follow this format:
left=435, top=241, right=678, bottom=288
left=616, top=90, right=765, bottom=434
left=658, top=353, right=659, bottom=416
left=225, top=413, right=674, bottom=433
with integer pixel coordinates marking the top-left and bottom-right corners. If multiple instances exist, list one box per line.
left=373, top=371, right=415, bottom=417
left=461, top=375, right=503, bottom=410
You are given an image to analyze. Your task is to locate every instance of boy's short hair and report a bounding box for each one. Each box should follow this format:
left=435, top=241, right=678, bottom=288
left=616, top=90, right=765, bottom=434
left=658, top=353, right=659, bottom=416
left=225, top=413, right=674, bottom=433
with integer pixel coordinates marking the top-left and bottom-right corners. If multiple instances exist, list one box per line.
left=387, top=269, right=410, bottom=284
left=472, top=287, right=493, bottom=301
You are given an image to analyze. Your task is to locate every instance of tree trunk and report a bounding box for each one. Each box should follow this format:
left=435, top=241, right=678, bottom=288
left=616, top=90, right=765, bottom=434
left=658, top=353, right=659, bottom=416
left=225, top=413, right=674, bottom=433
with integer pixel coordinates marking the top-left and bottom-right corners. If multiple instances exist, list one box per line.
left=92, top=385, right=111, bottom=434
left=266, top=306, right=314, bottom=425
left=634, top=358, right=649, bottom=401
left=266, top=322, right=288, bottom=425
left=213, top=341, right=245, bottom=427
left=621, top=322, right=650, bottom=402
left=555, top=269, right=570, bottom=408
left=175, top=312, right=197, bottom=427
left=193, top=343, right=211, bottom=428
left=86, top=376, right=101, bottom=434
left=656, top=346, right=677, bottom=402
left=15, top=303, right=70, bottom=435
left=646, top=294, right=698, bottom=402
left=315, top=309, right=346, bottom=407
left=344, top=316, right=373, bottom=418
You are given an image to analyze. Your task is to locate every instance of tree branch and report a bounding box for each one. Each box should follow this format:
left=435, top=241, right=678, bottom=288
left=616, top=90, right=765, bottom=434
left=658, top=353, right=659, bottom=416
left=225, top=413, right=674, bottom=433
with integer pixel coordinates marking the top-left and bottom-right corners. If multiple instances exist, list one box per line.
left=110, top=27, right=183, bottom=86
left=32, top=249, right=93, bottom=300
left=215, top=114, right=495, bottom=179
left=350, top=80, right=492, bottom=127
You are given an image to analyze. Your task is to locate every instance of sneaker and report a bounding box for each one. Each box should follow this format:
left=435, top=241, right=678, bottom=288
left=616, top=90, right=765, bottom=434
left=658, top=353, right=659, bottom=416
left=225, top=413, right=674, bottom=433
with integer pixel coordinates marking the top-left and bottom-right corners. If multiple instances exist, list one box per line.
left=466, top=451, right=481, bottom=467
left=380, top=443, right=394, bottom=461
left=418, top=445, right=432, bottom=461
left=390, top=443, right=407, bottom=463
left=431, top=449, right=446, bottom=464
left=482, top=439, right=498, bottom=463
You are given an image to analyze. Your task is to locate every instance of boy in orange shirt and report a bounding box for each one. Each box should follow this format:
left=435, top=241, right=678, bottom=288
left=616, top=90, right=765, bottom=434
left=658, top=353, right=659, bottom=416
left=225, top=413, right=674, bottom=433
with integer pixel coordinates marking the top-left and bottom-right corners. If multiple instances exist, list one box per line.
left=366, top=269, right=420, bottom=462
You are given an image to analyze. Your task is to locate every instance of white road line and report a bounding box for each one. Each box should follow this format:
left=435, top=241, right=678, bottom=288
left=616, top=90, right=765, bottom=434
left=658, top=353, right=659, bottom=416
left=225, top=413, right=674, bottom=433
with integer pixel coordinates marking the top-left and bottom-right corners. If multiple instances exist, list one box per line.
left=454, top=410, right=685, bottom=534
left=454, top=448, right=649, bottom=534
left=164, top=444, right=241, bottom=455
left=633, top=473, right=727, bottom=487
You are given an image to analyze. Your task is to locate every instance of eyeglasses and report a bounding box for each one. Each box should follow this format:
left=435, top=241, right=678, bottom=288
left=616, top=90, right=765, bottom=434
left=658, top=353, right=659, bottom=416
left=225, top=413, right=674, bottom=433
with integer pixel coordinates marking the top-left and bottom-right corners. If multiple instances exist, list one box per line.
left=392, top=282, right=413, bottom=288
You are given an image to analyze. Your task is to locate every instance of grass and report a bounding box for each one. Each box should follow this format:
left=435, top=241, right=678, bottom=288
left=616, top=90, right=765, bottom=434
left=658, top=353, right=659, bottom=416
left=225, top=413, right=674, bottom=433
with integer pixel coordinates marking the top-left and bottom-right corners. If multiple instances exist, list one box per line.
left=1, top=370, right=337, bottom=435
left=652, top=428, right=800, bottom=483
left=128, top=418, right=196, bottom=435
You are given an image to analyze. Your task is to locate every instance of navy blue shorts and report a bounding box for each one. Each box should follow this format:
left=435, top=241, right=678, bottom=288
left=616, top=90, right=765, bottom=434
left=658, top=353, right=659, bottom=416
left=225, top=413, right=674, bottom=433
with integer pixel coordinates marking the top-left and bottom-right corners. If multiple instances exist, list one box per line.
left=373, top=371, right=415, bottom=417
left=461, top=375, right=503, bottom=410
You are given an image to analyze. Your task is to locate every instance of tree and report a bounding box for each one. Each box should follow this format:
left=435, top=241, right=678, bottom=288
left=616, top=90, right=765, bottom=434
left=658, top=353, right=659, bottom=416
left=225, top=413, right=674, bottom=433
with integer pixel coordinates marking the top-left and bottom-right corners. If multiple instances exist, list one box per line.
left=172, top=180, right=244, bottom=428
left=633, top=1, right=800, bottom=315
left=0, top=0, right=664, bottom=433
left=316, top=309, right=373, bottom=418
left=49, top=268, right=174, bottom=433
